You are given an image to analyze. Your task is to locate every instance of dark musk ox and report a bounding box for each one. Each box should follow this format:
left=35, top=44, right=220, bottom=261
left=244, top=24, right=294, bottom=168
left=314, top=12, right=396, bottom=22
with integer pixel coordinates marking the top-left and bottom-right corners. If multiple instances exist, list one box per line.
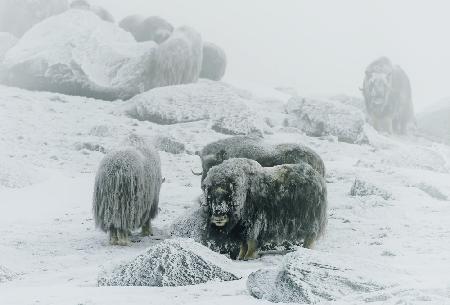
left=195, top=136, right=325, bottom=181
left=93, top=134, right=163, bottom=246
left=200, top=41, right=227, bottom=81
left=70, top=0, right=115, bottom=22
left=119, top=15, right=174, bottom=44
left=362, top=57, right=414, bottom=134
left=202, top=158, right=327, bottom=260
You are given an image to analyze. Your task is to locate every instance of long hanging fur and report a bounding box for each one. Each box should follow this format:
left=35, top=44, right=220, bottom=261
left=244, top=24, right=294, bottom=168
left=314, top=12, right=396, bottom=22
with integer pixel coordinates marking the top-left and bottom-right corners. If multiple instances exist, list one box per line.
left=202, top=158, right=327, bottom=254
left=198, top=136, right=325, bottom=181
left=92, top=135, right=162, bottom=233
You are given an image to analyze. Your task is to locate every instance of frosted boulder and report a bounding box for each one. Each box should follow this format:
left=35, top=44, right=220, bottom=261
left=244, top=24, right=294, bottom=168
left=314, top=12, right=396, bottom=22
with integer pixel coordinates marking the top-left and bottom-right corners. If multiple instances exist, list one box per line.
left=0, top=0, right=68, bottom=37
left=0, top=265, right=14, bottom=283
left=200, top=41, right=227, bottom=81
left=125, top=80, right=267, bottom=135
left=247, top=249, right=399, bottom=304
left=417, top=99, right=450, bottom=145
left=286, top=97, right=367, bottom=143
left=98, top=238, right=240, bottom=287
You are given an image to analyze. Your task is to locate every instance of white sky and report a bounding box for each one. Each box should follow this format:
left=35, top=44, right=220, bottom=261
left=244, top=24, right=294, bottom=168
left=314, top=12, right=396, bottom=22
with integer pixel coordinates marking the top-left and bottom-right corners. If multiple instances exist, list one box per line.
left=93, top=0, right=450, bottom=111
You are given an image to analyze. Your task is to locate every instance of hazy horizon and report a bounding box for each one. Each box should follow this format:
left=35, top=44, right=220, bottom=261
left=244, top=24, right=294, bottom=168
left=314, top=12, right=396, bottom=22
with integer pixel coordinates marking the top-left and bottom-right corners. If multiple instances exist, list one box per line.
left=91, top=0, right=450, bottom=111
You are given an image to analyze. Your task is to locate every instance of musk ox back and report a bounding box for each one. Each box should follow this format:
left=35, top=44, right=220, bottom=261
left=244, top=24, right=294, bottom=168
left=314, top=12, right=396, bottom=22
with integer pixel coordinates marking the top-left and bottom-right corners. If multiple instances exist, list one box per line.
left=202, top=158, right=327, bottom=260
left=119, top=15, right=173, bottom=43
left=197, top=136, right=325, bottom=181
left=93, top=135, right=162, bottom=246
left=362, top=57, right=414, bottom=134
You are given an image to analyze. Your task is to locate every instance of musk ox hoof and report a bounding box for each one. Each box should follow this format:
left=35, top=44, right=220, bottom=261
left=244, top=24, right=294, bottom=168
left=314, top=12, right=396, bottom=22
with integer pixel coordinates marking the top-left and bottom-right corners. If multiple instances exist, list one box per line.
left=141, top=224, right=153, bottom=237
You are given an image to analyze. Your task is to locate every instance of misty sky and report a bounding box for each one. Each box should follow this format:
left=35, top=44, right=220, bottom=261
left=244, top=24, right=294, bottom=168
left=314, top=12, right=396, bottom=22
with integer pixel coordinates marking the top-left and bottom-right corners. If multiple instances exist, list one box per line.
left=92, top=0, right=450, bottom=111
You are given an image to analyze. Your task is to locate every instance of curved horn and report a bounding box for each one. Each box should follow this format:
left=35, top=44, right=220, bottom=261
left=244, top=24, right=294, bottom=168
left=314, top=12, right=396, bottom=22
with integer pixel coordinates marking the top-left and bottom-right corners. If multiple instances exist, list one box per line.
left=191, top=169, right=203, bottom=176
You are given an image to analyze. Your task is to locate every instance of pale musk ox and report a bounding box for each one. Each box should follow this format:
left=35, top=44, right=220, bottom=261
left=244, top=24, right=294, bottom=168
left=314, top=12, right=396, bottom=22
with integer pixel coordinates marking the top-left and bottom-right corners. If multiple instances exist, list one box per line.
left=195, top=136, right=325, bottom=181
left=93, top=134, right=163, bottom=246
left=202, top=158, right=327, bottom=260
left=200, top=42, right=227, bottom=81
left=362, top=57, right=414, bottom=134
left=119, top=15, right=174, bottom=44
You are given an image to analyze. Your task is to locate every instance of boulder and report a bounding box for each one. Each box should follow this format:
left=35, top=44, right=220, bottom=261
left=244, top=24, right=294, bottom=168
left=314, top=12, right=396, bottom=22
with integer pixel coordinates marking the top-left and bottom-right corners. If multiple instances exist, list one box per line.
left=0, top=0, right=68, bottom=37
left=247, top=249, right=400, bottom=304
left=124, top=80, right=268, bottom=135
left=286, top=97, right=367, bottom=144
left=200, top=41, right=227, bottom=81
left=417, top=99, right=450, bottom=145
left=98, top=238, right=240, bottom=287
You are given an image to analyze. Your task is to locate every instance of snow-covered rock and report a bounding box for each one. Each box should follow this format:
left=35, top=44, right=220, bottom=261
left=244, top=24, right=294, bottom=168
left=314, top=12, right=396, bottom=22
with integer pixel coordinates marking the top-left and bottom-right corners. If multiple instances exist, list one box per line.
left=286, top=96, right=367, bottom=143
left=247, top=248, right=402, bottom=304
left=417, top=99, right=450, bottom=145
left=0, top=32, right=17, bottom=61
left=0, top=265, right=14, bottom=283
left=124, top=80, right=268, bottom=135
left=98, top=238, right=240, bottom=287
left=350, top=178, right=393, bottom=200
left=0, top=0, right=68, bottom=38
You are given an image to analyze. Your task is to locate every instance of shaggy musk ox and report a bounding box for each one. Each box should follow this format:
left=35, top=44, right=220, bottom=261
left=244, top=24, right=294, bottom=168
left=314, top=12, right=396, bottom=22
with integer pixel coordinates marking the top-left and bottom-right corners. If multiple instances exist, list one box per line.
left=119, top=15, right=174, bottom=44
left=70, top=0, right=115, bottom=22
left=362, top=57, right=414, bottom=134
left=195, top=136, right=325, bottom=181
left=200, top=42, right=227, bottom=81
left=202, top=158, right=327, bottom=260
left=93, top=135, right=163, bottom=246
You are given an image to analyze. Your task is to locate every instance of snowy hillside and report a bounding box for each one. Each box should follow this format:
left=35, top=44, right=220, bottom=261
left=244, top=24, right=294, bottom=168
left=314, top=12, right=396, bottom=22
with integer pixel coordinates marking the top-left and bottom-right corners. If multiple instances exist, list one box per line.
left=0, top=80, right=450, bottom=305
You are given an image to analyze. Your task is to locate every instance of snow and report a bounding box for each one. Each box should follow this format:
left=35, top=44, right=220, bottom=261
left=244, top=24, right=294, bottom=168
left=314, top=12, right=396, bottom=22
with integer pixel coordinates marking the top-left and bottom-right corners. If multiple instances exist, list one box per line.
left=0, top=32, right=17, bottom=61
left=417, top=98, right=450, bottom=145
left=1, top=75, right=450, bottom=304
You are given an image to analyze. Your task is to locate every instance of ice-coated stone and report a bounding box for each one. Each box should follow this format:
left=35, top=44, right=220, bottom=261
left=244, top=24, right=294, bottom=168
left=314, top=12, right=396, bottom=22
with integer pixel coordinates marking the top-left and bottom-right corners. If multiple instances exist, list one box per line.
left=98, top=238, right=240, bottom=287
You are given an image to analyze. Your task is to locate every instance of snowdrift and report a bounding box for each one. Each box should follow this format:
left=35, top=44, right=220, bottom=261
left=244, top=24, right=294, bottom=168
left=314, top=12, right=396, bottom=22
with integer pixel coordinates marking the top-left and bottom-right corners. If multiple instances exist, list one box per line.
left=98, top=238, right=240, bottom=287
left=124, top=80, right=268, bottom=135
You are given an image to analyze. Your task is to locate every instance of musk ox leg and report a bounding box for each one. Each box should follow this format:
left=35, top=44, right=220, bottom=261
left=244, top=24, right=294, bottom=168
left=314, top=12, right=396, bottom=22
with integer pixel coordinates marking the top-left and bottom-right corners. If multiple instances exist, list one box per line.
left=117, top=229, right=130, bottom=246
left=244, top=240, right=259, bottom=261
left=109, top=228, right=119, bottom=245
left=238, top=242, right=248, bottom=260
left=141, top=221, right=153, bottom=237
left=303, top=236, right=315, bottom=249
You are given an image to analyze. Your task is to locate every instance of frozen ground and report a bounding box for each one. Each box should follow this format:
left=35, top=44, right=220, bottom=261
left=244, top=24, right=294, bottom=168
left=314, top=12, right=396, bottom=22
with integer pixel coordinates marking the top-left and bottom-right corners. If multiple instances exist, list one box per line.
left=0, top=83, right=450, bottom=304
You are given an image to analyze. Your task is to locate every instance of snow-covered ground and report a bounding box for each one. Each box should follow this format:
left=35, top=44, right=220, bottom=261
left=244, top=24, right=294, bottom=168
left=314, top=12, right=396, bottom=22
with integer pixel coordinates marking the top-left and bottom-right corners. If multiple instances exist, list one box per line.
left=0, top=83, right=450, bottom=305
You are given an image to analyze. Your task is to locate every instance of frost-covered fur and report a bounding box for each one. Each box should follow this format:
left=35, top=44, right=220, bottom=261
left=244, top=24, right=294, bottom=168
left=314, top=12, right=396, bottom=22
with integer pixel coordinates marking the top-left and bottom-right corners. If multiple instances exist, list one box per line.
left=199, top=136, right=325, bottom=181
left=119, top=15, right=173, bottom=44
left=92, top=134, right=162, bottom=245
left=200, top=42, right=227, bottom=81
left=363, top=57, right=414, bottom=134
left=202, top=158, right=327, bottom=260
left=148, top=26, right=203, bottom=89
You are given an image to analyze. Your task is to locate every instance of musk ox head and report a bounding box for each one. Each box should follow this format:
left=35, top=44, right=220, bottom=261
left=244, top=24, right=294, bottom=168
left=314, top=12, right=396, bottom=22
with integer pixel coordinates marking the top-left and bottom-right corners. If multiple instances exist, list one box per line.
left=202, top=159, right=254, bottom=230
left=362, top=57, right=394, bottom=115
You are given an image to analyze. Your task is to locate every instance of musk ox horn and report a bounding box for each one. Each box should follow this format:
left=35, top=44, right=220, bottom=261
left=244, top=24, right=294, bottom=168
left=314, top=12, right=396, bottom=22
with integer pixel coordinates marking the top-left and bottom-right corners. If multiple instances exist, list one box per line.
left=191, top=169, right=202, bottom=176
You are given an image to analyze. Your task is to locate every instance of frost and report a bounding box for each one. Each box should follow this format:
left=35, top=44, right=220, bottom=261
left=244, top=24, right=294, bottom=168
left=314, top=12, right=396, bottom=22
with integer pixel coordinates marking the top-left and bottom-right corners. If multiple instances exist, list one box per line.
left=0, top=265, right=14, bottom=283
left=98, top=238, right=240, bottom=287
left=286, top=96, right=367, bottom=143
left=247, top=248, right=402, bottom=304
left=418, top=99, right=450, bottom=145
left=350, top=178, right=393, bottom=200
left=124, top=80, right=268, bottom=135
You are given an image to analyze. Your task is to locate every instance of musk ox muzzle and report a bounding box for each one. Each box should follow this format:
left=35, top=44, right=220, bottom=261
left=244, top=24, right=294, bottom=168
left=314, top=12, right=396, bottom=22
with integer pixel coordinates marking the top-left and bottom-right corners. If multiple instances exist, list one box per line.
left=211, top=214, right=229, bottom=227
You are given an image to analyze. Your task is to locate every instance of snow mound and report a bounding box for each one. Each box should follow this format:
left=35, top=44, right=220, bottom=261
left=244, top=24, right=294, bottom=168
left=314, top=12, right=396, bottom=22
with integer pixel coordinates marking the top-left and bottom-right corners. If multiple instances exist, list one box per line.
left=2, top=10, right=158, bottom=101
left=0, top=0, right=68, bottom=38
left=98, top=238, right=240, bottom=287
left=0, top=265, right=14, bottom=283
left=124, top=80, right=268, bottom=135
left=0, top=158, right=47, bottom=189
left=247, top=248, right=401, bottom=304
left=417, top=99, right=450, bottom=145
left=415, top=182, right=448, bottom=201
left=0, top=32, right=17, bottom=61
left=350, top=178, right=393, bottom=200
left=286, top=96, right=367, bottom=143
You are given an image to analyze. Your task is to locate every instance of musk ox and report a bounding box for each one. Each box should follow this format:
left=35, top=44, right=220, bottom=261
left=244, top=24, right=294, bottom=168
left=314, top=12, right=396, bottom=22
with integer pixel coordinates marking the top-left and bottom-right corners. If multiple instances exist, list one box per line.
left=119, top=15, right=173, bottom=44
left=195, top=136, right=325, bottom=181
left=93, top=134, right=163, bottom=246
left=148, top=26, right=203, bottom=88
left=200, top=42, right=227, bottom=81
left=362, top=57, right=414, bottom=134
left=70, top=0, right=115, bottom=22
left=202, top=158, right=327, bottom=260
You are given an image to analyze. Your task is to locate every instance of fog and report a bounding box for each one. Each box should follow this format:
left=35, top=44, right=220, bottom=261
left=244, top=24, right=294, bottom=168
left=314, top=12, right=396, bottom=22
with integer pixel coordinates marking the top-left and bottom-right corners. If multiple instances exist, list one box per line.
left=89, top=0, right=450, bottom=111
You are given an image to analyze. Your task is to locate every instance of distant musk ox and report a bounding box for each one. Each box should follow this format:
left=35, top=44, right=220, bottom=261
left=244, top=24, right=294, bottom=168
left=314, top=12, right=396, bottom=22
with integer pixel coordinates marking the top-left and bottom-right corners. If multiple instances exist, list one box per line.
left=119, top=15, right=174, bottom=44
left=149, top=26, right=203, bottom=88
left=362, top=57, right=414, bottom=134
left=202, top=158, right=327, bottom=260
left=195, top=136, right=325, bottom=181
left=0, top=0, right=69, bottom=37
left=93, top=134, right=163, bottom=246
left=70, top=0, right=115, bottom=22
left=200, top=42, right=227, bottom=81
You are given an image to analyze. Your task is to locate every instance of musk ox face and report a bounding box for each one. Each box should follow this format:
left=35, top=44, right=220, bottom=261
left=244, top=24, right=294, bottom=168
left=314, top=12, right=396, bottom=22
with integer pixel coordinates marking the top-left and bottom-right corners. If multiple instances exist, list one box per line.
left=205, top=183, right=235, bottom=227
left=363, top=57, right=394, bottom=115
